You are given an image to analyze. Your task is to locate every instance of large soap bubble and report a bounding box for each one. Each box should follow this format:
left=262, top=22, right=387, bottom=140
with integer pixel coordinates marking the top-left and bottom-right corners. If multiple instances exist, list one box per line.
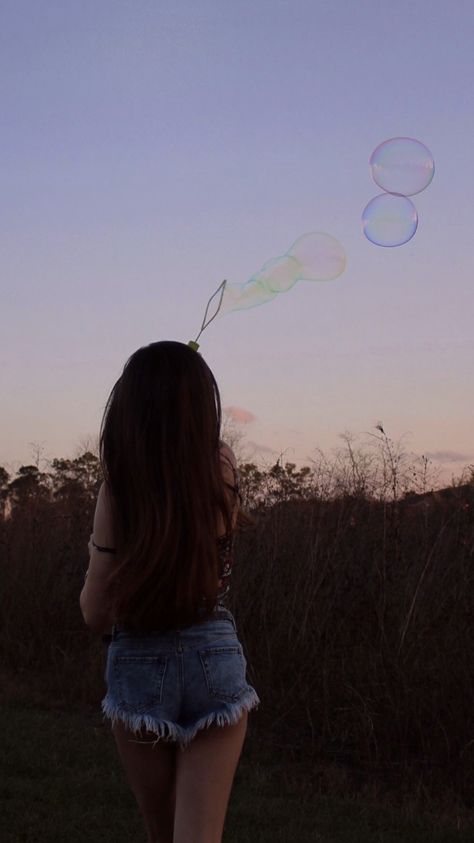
left=250, top=254, right=301, bottom=293
left=362, top=193, right=418, bottom=247
left=370, top=137, right=434, bottom=196
left=287, top=231, right=346, bottom=281
left=218, top=278, right=278, bottom=316
left=218, top=230, right=346, bottom=317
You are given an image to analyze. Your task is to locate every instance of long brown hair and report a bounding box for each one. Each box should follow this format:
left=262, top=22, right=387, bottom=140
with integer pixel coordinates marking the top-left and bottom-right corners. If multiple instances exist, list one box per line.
left=99, top=340, right=255, bottom=632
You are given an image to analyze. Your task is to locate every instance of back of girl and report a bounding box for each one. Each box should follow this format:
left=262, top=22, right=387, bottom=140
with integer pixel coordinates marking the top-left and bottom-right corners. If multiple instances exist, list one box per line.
left=79, top=340, right=260, bottom=843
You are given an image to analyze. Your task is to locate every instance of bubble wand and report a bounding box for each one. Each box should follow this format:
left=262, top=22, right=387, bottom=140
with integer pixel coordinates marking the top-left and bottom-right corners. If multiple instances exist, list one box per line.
left=187, top=279, right=227, bottom=352
left=187, top=230, right=347, bottom=352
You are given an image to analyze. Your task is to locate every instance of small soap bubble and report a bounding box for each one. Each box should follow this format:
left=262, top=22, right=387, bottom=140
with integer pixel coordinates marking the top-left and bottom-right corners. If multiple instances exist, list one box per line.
left=219, top=278, right=278, bottom=316
left=370, top=137, right=434, bottom=196
left=362, top=193, right=418, bottom=247
left=250, top=254, right=301, bottom=293
left=287, top=231, right=346, bottom=281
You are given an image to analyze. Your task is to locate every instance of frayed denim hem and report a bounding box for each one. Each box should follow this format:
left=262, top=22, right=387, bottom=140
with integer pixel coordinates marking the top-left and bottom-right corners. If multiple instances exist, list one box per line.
left=101, top=688, right=261, bottom=752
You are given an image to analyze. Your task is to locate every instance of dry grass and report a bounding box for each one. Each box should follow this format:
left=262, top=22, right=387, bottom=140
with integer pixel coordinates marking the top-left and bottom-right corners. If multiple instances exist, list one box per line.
left=1, top=433, right=473, bottom=830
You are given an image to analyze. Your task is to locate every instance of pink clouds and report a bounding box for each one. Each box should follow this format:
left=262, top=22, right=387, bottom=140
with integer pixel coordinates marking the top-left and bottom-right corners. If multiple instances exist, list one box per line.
left=224, top=406, right=257, bottom=425
left=247, top=440, right=277, bottom=454
left=426, top=450, right=473, bottom=464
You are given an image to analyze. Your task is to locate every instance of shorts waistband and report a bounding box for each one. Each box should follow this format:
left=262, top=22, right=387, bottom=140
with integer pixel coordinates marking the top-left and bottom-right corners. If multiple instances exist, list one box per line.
left=108, top=605, right=235, bottom=641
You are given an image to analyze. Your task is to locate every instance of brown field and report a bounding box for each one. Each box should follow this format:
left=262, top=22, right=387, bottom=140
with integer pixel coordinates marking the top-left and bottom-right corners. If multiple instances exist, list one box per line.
left=1, top=436, right=473, bottom=831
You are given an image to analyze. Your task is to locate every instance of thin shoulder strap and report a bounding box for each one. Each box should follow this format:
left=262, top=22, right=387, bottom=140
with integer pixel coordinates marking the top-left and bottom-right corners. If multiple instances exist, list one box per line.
left=221, top=456, right=243, bottom=505
left=91, top=538, right=117, bottom=553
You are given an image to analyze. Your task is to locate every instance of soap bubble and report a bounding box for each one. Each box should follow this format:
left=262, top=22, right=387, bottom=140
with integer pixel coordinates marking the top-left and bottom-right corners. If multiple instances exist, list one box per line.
left=370, top=137, right=434, bottom=196
left=219, top=278, right=278, bottom=316
left=287, top=231, right=346, bottom=281
left=250, top=254, right=301, bottom=293
left=362, top=193, right=418, bottom=247
left=217, top=231, right=346, bottom=317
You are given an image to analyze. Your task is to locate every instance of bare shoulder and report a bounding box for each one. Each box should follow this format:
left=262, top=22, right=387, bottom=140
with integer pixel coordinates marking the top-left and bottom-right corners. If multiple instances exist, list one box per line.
left=219, top=440, right=237, bottom=469
left=219, top=440, right=237, bottom=483
left=92, top=480, right=115, bottom=548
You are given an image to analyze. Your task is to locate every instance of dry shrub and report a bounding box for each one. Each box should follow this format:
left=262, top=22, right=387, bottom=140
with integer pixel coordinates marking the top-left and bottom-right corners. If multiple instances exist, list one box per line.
left=1, top=441, right=473, bottom=819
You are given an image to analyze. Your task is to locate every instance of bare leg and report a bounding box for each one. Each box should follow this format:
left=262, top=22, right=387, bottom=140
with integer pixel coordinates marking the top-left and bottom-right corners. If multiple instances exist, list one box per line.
left=174, top=710, right=248, bottom=843
left=111, top=721, right=177, bottom=843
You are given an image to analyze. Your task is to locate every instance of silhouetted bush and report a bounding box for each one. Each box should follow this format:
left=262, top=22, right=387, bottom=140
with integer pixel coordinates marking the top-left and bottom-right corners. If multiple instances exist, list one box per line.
left=0, top=438, right=473, bottom=814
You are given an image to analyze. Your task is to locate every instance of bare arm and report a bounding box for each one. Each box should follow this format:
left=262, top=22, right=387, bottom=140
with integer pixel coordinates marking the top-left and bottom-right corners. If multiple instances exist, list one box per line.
left=79, top=482, right=116, bottom=634
left=219, top=441, right=240, bottom=530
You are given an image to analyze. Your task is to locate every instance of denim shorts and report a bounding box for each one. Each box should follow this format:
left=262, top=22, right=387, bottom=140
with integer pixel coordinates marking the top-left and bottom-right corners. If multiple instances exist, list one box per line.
left=101, top=606, right=261, bottom=751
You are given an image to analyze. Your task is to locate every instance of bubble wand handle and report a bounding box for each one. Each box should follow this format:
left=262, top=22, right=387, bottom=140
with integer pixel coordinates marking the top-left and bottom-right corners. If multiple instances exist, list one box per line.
left=187, top=279, right=227, bottom=352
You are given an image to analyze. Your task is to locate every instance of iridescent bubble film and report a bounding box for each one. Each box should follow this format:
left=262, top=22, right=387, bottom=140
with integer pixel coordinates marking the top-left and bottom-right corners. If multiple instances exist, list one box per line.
left=250, top=254, right=301, bottom=293
left=370, top=137, right=435, bottom=196
left=362, top=193, right=418, bottom=247
left=219, top=278, right=278, bottom=316
left=217, top=231, right=346, bottom=317
left=287, top=231, right=346, bottom=281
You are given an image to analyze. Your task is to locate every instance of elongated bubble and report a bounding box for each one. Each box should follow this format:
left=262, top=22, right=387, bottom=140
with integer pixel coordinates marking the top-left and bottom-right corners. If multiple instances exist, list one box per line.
left=219, top=278, right=278, bottom=316
left=362, top=193, right=418, bottom=247
left=250, top=254, right=301, bottom=293
left=370, top=137, right=434, bottom=196
left=287, top=231, right=346, bottom=281
left=217, top=231, right=346, bottom=318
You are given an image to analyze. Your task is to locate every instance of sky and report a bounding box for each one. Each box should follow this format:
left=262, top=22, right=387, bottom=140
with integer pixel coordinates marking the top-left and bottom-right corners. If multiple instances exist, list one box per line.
left=1, top=0, right=473, bottom=488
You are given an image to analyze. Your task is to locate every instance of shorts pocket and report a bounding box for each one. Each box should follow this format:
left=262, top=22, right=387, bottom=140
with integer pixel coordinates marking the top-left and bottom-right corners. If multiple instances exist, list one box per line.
left=112, top=655, right=168, bottom=713
left=198, top=645, right=248, bottom=703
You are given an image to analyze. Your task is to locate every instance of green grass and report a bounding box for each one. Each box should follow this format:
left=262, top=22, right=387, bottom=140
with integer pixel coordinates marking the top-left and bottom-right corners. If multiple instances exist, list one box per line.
left=1, top=701, right=472, bottom=842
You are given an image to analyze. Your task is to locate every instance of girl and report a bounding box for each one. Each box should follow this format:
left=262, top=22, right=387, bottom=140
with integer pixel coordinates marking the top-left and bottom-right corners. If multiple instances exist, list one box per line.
left=79, top=340, right=260, bottom=843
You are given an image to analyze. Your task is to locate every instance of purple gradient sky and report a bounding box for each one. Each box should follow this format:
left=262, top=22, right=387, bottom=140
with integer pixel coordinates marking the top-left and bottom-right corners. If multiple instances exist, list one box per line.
left=1, top=0, right=473, bottom=486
